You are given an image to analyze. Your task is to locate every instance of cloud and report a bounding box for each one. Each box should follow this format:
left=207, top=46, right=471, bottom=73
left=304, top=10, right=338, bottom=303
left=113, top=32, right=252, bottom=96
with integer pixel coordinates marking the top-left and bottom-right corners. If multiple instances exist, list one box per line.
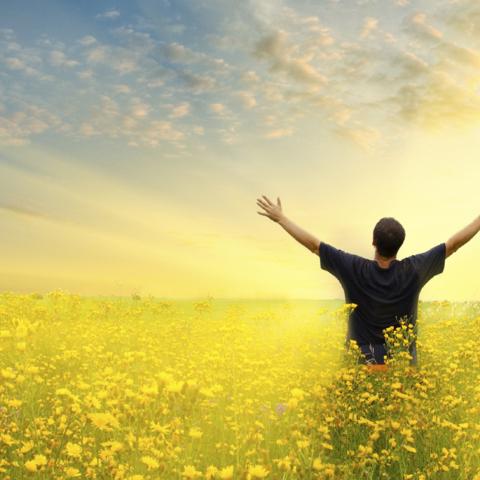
left=79, top=35, right=97, bottom=46
left=112, top=57, right=138, bottom=74
left=265, top=128, right=293, bottom=139
left=113, top=84, right=131, bottom=94
left=237, top=91, right=257, bottom=109
left=95, top=9, right=120, bottom=20
left=443, top=2, right=480, bottom=38
left=49, top=50, right=79, bottom=68
left=140, top=121, right=185, bottom=146
left=387, top=71, right=480, bottom=130
left=0, top=105, right=62, bottom=146
left=5, top=57, right=24, bottom=70
left=409, top=12, right=443, bottom=41
left=77, top=69, right=94, bottom=80
left=254, top=30, right=328, bottom=86
left=334, top=124, right=380, bottom=151
left=4, top=56, right=43, bottom=77
left=209, top=103, right=226, bottom=115
left=84, top=42, right=148, bottom=75
left=436, top=42, right=480, bottom=70
left=0, top=203, right=51, bottom=221
left=332, top=107, right=352, bottom=126
left=130, top=99, right=150, bottom=118
left=0, top=28, right=15, bottom=40
left=85, top=45, right=108, bottom=63
left=178, top=71, right=216, bottom=92
left=242, top=70, right=260, bottom=83
left=392, top=50, right=430, bottom=80
left=162, top=42, right=197, bottom=63
left=360, top=17, right=379, bottom=39
left=170, top=103, right=190, bottom=118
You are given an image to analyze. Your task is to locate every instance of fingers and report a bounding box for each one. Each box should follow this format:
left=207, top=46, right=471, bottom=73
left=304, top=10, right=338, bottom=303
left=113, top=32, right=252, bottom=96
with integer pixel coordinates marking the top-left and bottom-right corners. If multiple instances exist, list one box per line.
left=262, top=195, right=274, bottom=206
left=256, top=198, right=269, bottom=210
left=257, top=211, right=268, bottom=217
left=277, top=197, right=282, bottom=208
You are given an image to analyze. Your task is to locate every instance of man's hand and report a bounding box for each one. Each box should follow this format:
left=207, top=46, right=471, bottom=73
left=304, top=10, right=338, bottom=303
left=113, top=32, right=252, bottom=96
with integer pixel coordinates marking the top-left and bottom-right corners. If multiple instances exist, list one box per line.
left=256, top=195, right=284, bottom=222
left=256, top=194, right=320, bottom=253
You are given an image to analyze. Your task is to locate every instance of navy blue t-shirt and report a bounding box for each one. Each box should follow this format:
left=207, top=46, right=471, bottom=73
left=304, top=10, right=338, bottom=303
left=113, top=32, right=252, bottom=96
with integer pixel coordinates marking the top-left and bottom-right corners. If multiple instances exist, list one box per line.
left=319, top=242, right=446, bottom=345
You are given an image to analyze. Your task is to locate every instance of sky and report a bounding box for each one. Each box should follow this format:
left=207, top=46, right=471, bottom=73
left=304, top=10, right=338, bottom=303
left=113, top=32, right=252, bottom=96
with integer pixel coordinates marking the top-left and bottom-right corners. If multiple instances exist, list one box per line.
left=0, top=0, right=479, bottom=300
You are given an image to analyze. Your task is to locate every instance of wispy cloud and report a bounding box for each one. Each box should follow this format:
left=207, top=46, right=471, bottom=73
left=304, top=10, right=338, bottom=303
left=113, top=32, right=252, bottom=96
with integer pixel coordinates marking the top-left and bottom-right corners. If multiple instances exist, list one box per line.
left=170, top=102, right=190, bottom=118
left=0, top=203, right=51, bottom=220
left=265, top=127, right=293, bottom=139
left=254, top=30, right=328, bottom=86
left=95, top=9, right=120, bottom=20
left=360, top=17, right=379, bottom=39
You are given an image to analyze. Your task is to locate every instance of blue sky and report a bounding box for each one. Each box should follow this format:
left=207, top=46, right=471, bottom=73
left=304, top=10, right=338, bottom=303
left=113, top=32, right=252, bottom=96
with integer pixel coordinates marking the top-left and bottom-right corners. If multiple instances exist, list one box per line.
left=4, top=0, right=471, bottom=152
left=1, top=0, right=480, bottom=299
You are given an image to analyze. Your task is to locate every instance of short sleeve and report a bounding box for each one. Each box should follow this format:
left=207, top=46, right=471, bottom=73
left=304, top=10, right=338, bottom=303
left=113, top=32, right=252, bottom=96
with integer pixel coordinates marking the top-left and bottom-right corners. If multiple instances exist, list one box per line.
left=319, top=241, right=354, bottom=281
left=408, top=243, right=446, bottom=287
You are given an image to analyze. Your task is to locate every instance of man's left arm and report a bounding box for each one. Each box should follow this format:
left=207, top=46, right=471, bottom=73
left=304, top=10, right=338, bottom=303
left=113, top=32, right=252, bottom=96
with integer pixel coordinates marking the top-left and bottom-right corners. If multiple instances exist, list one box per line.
left=256, top=195, right=320, bottom=254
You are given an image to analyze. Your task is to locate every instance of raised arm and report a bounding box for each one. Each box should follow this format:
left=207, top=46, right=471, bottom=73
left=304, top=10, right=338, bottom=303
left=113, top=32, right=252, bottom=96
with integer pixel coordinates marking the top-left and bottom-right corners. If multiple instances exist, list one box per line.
left=256, top=195, right=320, bottom=254
left=445, top=214, right=480, bottom=258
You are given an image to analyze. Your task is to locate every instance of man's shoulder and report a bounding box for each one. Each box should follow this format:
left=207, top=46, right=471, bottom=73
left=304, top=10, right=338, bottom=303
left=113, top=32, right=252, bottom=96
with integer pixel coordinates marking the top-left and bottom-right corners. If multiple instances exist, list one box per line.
left=399, top=243, right=447, bottom=265
left=320, top=242, right=368, bottom=260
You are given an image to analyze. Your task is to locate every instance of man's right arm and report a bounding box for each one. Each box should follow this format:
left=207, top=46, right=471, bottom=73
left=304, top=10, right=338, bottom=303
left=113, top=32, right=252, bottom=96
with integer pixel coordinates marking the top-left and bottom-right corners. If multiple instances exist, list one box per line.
left=445, top=215, right=480, bottom=258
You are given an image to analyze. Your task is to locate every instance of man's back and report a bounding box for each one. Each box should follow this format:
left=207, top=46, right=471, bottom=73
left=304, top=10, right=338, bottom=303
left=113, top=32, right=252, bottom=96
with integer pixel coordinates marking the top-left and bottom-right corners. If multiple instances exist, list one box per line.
left=319, top=242, right=446, bottom=345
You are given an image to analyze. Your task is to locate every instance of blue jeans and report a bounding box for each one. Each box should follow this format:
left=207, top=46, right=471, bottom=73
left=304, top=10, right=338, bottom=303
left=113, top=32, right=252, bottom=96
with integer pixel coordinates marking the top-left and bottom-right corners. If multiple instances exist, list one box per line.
left=356, top=341, right=418, bottom=366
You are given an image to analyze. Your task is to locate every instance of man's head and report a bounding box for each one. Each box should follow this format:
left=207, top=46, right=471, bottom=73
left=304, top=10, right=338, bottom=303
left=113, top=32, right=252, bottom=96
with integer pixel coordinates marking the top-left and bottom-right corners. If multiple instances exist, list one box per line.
left=372, top=217, right=405, bottom=258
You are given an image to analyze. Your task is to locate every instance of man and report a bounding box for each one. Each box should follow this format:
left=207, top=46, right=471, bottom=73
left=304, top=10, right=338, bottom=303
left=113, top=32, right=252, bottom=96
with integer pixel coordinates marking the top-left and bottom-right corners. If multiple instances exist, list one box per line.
left=256, top=195, right=480, bottom=366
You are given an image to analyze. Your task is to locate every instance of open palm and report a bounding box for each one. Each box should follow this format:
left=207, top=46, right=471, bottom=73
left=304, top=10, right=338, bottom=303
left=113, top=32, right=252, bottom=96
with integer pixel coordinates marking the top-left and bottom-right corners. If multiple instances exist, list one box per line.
left=256, top=195, right=284, bottom=222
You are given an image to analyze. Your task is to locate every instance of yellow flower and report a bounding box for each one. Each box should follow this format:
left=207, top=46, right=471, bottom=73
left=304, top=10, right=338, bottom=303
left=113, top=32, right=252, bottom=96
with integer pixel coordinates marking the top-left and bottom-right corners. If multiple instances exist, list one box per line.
left=25, top=454, right=48, bottom=472
left=101, top=440, right=124, bottom=453
left=1, top=434, right=16, bottom=446
left=166, top=380, right=184, bottom=393
left=87, top=412, right=119, bottom=431
left=291, top=388, right=307, bottom=399
left=296, top=439, right=310, bottom=449
left=2, top=368, right=16, bottom=379
left=205, top=465, right=219, bottom=479
left=219, top=465, right=234, bottom=479
left=182, top=465, right=202, bottom=478
left=188, top=427, right=203, bottom=439
left=65, top=467, right=81, bottom=477
left=65, top=442, right=82, bottom=458
left=25, top=461, right=38, bottom=473
left=313, top=458, right=323, bottom=470
left=6, top=398, right=23, bottom=407
left=141, top=456, right=159, bottom=469
left=391, top=420, right=401, bottom=430
left=248, top=464, right=269, bottom=478
left=403, top=445, right=417, bottom=453
left=141, top=379, right=159, bottom=395
left=20, top=440, right=34, bottom=453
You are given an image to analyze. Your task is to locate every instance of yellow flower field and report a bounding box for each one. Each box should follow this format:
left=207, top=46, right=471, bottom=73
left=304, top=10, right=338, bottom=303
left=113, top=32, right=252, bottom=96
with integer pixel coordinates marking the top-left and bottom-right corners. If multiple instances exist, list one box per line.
left=0, top=291, right=479, bottom=479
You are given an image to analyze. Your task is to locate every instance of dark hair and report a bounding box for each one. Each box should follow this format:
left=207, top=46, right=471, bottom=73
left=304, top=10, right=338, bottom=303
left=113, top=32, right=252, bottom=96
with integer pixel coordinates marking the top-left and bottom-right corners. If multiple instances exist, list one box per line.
left=373, top=217, right=405, bottom=258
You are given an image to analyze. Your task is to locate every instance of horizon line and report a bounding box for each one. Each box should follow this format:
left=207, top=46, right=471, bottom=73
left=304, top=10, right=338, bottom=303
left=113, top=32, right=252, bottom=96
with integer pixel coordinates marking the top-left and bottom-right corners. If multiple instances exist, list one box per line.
left=0, top=291, right=476, bottom=302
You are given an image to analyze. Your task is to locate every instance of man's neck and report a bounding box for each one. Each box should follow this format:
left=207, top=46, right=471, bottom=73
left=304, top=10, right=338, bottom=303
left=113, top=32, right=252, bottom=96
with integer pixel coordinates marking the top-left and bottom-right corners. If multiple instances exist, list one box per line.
left=374, top=252, right=396, bottom=268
